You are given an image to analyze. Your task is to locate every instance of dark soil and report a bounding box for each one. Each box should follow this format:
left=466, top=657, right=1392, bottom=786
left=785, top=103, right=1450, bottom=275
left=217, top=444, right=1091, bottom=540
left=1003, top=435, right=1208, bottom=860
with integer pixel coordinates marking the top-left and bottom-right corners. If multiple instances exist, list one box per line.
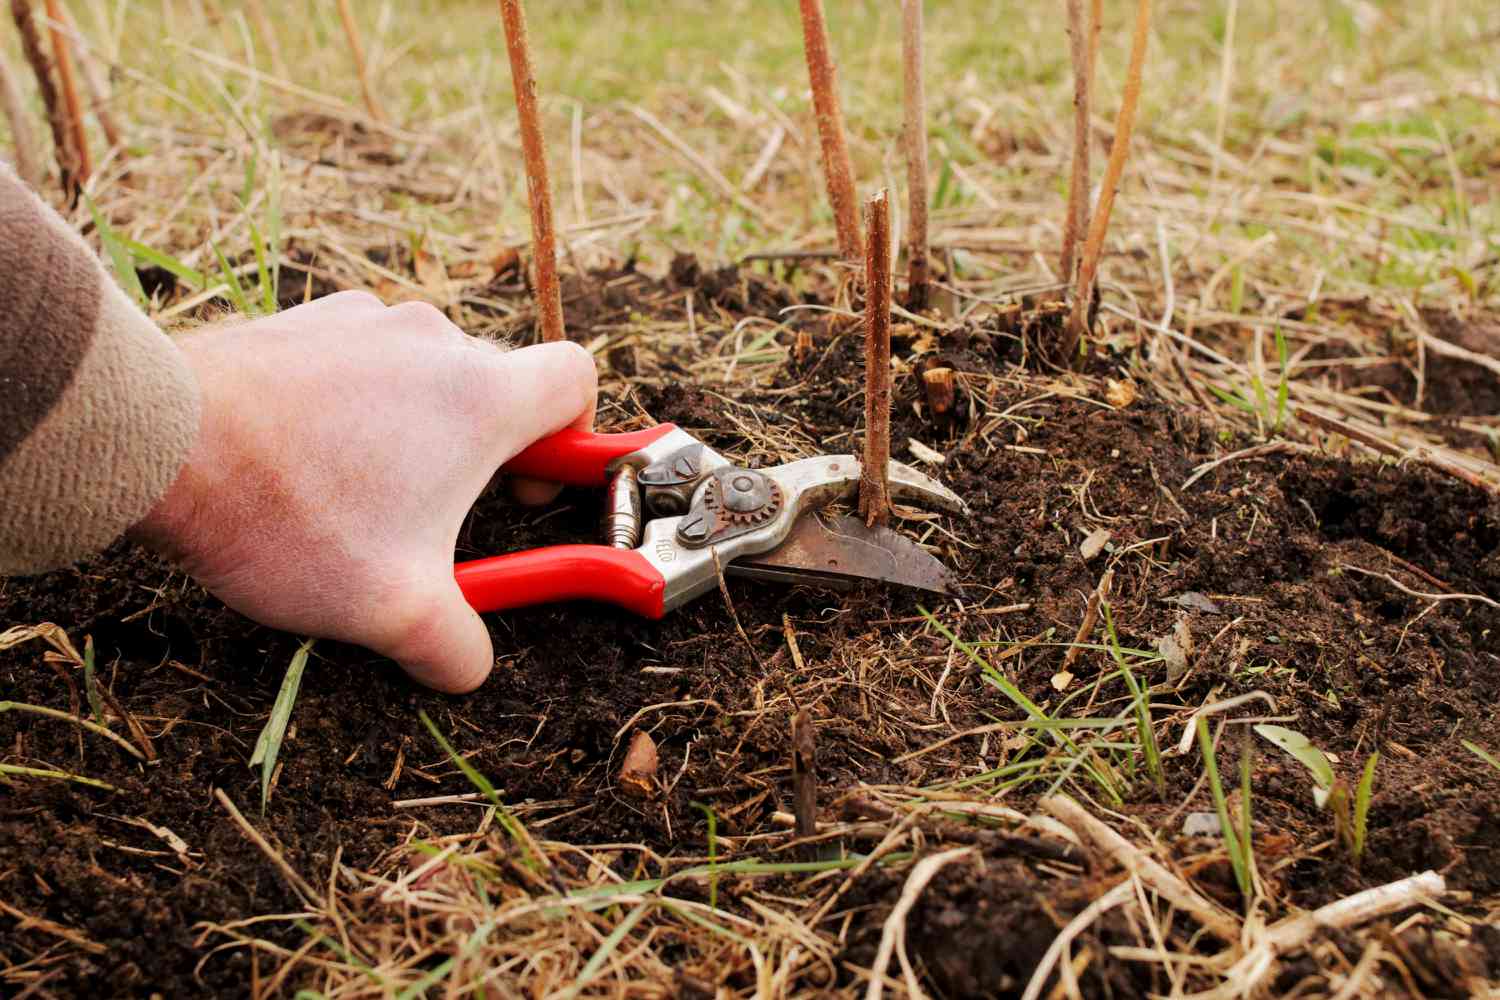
left=4, top=261, right=1500, bottom=998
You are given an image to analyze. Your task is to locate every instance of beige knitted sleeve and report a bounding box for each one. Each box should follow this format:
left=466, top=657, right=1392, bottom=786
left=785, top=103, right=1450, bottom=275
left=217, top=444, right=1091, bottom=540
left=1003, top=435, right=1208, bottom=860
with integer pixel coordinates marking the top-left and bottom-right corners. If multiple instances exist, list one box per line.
left=0, top=163, right=201, bottom=575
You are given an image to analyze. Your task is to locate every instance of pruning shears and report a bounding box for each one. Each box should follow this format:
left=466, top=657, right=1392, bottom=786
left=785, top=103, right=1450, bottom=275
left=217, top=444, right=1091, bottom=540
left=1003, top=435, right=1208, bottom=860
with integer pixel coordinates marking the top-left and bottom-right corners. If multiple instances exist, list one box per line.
left=454, top=423, right=969, bottom=618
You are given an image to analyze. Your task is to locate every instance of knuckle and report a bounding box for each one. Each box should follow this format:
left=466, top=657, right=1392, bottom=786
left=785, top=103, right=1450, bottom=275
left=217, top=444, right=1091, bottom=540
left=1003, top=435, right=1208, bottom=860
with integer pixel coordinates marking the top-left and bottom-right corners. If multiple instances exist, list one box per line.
left=324, top=289, right=385, bottom=310
left=387, top=300, right=456, bottom=332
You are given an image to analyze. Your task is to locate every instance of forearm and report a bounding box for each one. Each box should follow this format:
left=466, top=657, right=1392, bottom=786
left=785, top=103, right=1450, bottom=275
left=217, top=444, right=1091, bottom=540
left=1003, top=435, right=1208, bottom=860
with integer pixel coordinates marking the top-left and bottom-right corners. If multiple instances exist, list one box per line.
left=0, top=161, right=200, bottom=575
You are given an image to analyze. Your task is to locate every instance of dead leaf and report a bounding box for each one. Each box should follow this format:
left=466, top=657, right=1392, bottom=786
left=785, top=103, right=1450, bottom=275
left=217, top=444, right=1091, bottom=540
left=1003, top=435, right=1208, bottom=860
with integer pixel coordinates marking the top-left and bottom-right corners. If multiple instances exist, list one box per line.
left=1080, top=528, right=1111, bottom=560
left=1166, top=591, right=1222, bottom=614
left=619, top=731, right=659, bottom=798
left=1105, top=378, right=1138, bottom=408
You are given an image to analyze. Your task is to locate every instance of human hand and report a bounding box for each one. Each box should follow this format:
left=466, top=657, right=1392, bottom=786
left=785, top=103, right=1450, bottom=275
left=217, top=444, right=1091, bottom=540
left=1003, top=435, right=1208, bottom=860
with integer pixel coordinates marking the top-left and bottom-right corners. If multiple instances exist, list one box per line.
left=130, top=292, right=597, bottom=693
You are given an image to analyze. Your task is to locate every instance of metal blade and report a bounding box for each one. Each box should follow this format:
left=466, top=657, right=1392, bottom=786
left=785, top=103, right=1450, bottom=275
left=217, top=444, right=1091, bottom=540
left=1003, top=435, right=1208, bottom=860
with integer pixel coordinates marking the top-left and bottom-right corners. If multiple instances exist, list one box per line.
left=727, top=514, right=957, bottom=595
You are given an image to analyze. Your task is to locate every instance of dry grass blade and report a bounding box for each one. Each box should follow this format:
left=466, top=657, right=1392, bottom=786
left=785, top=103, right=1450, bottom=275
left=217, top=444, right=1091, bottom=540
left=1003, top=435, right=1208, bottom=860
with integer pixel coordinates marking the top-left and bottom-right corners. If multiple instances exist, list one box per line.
left=248, top=639, right=314, bottom=813
left=900, top=0, right=930, bottom=310
left=859, top=189, right=893, bottom=528
left=0, top=47, right=41, bottom=186
left=1064, top=0, right=1152, bottom=362
left=0, top=700, right=144, bottom=760
left=0, top=763, right=116, bottom=792
left=863, top=847, right=974, bottom=1000
left=1021, top=879, right=1133, bottom=1000
left=244, top=0, right=288, bottom=79
left=1041, top=795, right=1240, bottom=943
left=42, top=0, right=89, bottom=184
left=497, top=0, right=565, bottom=342
left=798, top=0, right=861, bottom=260
left=334, top=0, right=386, bottom=123
left=213, top=787, right=320, bottom=907
left=1059, top=0, right=1093, bottom=285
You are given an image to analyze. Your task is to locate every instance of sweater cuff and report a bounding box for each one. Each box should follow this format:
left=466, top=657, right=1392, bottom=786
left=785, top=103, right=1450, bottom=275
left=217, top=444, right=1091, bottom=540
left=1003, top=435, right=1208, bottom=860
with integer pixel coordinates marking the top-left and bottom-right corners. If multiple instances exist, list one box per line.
left=0, top=164, right=201, bottom=575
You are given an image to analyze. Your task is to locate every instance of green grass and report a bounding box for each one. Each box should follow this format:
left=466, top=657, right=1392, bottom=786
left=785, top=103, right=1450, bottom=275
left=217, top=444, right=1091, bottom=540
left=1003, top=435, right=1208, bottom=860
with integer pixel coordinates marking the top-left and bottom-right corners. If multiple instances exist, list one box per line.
left=248, top=639, right=314, bottom=812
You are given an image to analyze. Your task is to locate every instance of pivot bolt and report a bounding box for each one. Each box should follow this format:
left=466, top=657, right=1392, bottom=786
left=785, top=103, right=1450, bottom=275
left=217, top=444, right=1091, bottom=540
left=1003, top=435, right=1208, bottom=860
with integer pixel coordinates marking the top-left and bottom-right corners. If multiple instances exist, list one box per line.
left=721, top=472, right=770, bottom=513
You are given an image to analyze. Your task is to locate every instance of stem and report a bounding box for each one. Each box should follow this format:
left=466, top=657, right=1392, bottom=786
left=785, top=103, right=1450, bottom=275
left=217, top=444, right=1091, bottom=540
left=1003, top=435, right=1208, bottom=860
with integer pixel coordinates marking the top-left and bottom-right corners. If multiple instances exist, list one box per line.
left=1064, top=0, right=1152, bottom=363
left=797, top=0, right=861, bottom=260
left=0, top=47, right=41, bottom=187
left=334, top=0, right=386, bottom=123
left=900, top=0, right=930, bottom=309
left=244, top=0, right=288, bottom=79
left=497, top=0, right=565, bottom=342
left=1059, top=0, right=1093, bottom=286
left=12, top=0, right=74, bottom=196
left=858, top=190, right=893, bottom=528
left=42, top=0, right=89, bottom=184
left=55, top=1, right=121, bottom=149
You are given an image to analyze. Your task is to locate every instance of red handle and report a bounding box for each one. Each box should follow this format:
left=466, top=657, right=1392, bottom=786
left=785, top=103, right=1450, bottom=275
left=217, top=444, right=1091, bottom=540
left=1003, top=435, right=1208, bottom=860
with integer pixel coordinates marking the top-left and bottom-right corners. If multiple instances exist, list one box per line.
left=501, top=424, right=679, bottom=487
left=455, top=545, right=667, bottom=618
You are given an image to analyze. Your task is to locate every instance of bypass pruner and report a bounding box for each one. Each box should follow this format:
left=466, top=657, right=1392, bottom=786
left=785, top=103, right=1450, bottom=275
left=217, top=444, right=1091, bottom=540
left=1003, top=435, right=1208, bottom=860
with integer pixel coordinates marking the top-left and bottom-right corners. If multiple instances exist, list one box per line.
left=455, top=423, right=969, bottom=618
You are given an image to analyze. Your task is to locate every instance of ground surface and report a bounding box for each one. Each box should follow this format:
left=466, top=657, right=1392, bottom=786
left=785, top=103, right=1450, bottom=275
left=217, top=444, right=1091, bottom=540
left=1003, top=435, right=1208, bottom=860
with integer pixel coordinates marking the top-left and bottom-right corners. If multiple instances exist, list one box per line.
left=4, top=261, right=1500, bottom=997
left=3, top=1, right=1500, bottom=997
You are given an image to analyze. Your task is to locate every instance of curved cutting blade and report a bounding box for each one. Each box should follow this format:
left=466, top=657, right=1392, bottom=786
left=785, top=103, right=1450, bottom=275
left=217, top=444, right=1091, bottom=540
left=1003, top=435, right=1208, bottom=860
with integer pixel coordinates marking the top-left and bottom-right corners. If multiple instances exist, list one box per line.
left=728, top=514, right=957, bottom=595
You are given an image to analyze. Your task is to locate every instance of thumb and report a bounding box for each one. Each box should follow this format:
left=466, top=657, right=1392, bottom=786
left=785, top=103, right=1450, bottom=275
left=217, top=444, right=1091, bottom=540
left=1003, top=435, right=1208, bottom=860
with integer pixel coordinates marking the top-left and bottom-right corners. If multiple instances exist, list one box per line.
left=382, top=580, right=495, bottom=693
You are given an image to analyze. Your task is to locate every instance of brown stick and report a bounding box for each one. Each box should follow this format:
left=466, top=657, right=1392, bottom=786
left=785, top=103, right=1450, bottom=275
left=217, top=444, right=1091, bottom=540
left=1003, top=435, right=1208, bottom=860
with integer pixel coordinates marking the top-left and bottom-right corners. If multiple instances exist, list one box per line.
left=1089, top=0, right=1103, bottom=76
left=797, top=0, right=861, bottom=260
left=244, top=0, right=288, bottom=79
left=790, top=709, right=818, bottom=840
left=497, top=0, right=565, bottom=343
left=1296, top=408, right=1495, bottom=494
left=1063, top=0, right=1152, bottom=363
left=55, top=2, right=120, bottom=150
left=334, top=0, right=386, bottom=123
left=1059, top=0, right=1093, bottom=285
left=859, top=190, right=893, bottom=528
left=42, top=0, right=88, bottom=183
left=11, top=0, right=75, bottom=196
left=0, top=48, right=41, bottom=187
left=900, top=0, right=930, bottom=309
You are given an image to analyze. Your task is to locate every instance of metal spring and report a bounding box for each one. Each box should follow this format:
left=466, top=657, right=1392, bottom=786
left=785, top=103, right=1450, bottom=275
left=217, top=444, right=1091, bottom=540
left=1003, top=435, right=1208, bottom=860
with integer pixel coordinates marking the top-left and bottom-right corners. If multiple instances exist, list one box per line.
left=603, top=465, right=642, bottom=548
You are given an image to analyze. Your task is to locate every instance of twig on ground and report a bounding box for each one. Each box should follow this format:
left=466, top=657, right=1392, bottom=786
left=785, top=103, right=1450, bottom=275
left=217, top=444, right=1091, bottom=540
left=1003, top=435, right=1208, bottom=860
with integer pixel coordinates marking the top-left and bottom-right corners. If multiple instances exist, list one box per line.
left=863, top=847, right=975, bottom=1000
left=1217, top=870, right=1445, bottom=997
left=1041, top=795, right=1240, bottom=943
left=859, top=189, right=893, bottom=527
left=900, top=0, right=930, bottom=309
left=797, top=0, right=861, bottom=260
left=1059, top=0, right=1093, bottom=285
left=334, top=0, right=386, bottom=123
left=11, top=0, right=78, bottom=197
left=213, top=787, right=320, bottom=907
left=1297, top=407, right=1496, bottom=494
left=790, top=708, right=818, bottom=841
left=497, top=0, right=565, bottom=342
left=1062, top=569, right=1112, bottom=672
left=0, top=897, right=106, bottom=954
left=1181, top=441, right=1315, bottom=491
left=1064, top=0, right=1153, bottom=363
left=0, top=46, right=41, bottom=186
left=42, top=0, right=89, bottom=186
left=1338, top=564, right=1500, bottom=610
